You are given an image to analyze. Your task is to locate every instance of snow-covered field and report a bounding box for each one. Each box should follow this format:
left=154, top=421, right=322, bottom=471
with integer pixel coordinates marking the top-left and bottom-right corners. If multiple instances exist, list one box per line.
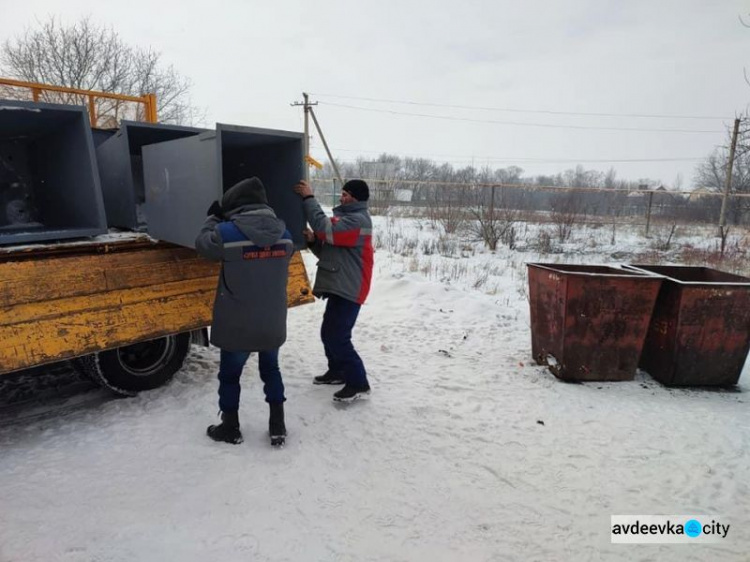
left=1, top=214, right=748, bottom=561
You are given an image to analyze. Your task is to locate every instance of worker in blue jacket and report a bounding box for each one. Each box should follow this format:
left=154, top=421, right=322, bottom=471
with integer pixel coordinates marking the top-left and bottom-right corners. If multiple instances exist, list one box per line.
left=196, top=177, right=293, bottom=447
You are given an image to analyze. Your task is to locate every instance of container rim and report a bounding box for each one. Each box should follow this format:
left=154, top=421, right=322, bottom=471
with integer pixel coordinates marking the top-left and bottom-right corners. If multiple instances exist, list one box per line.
left=526, top=262, right=663, bottom=279
left=623, top=264, right=750, bottom=287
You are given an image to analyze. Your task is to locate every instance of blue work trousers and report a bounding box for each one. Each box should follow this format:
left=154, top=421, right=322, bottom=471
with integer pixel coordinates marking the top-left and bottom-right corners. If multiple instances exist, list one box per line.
left=218, top=349, right=285, bottom=412
left=321, top=294, right=368, bottom=388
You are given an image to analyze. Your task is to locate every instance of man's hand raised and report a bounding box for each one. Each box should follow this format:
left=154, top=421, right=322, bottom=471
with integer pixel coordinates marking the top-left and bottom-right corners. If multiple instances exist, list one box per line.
left=293, top=180, right=313, bottom=198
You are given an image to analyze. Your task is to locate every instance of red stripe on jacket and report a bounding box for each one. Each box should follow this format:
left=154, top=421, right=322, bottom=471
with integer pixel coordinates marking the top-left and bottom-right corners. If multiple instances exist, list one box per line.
left=357, top=235, right=374, bottom=304
left=332, top=229, right=361, bottom=246
left=313, top=218, right=362, bottom=247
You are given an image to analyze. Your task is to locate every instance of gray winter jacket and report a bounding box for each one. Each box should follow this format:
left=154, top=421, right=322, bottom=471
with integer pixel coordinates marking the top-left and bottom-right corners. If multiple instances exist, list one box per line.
left=303, top=198, right=373, bottom=304
left=195, top=204, right=293, bottom=352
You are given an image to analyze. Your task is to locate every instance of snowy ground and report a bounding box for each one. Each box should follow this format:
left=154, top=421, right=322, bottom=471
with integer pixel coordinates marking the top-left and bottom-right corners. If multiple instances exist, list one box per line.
left=0, top=216, right=748, bottom=561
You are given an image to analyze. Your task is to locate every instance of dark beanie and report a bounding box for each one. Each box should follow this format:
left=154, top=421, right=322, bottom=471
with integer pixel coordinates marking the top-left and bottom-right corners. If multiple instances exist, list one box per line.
left=221, top=177, right=268, bottom=211
left=343, top=179, right=369, bottom=202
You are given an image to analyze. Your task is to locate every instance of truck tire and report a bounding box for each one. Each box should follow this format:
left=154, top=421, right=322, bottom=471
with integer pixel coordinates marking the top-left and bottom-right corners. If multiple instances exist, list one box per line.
left=73, top=333, right=191, bottom=396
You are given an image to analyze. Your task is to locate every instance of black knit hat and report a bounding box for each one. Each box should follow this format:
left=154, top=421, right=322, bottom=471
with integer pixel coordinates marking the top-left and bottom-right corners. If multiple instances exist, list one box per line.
left=221, top=177, right=268, bottom=211
left=343, top=179, right=369, bottom=202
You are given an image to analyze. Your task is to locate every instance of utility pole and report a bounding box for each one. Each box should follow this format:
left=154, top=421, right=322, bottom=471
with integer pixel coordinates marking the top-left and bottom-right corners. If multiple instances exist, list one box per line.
left=291, top=93, right=317, bottom=182
left=303, top=93, right=310, bottom=182
left=309, top=106, right=344, bottom=186
left=291, top=93, right=344, bottom=186
left=718, top=117, right=741, bottom=237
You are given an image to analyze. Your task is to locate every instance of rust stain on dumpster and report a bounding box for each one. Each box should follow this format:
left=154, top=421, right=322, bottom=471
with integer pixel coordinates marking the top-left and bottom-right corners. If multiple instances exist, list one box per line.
left=528, top=263, right=662, bottom=382
left=627, top=265, right=750, bottom=386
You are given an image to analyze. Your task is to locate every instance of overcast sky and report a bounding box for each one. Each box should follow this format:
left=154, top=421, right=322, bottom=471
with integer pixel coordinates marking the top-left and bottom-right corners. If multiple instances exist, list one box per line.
left=1, top=0, right=749, bottom=186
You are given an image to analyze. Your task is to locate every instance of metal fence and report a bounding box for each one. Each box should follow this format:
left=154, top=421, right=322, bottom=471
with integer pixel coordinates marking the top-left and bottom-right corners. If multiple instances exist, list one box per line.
left=311, top=177, right=750, bottom=232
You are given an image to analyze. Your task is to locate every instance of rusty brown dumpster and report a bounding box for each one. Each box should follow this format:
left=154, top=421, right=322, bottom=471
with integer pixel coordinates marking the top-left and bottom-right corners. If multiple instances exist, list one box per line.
left=527, top=263, right=662, bottom=382
left=624, top=265, right=750, bottom=386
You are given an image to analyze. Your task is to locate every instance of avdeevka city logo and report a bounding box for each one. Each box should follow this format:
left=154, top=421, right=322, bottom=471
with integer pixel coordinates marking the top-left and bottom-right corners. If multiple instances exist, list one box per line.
left=684, top=519, right=702, bottom=538
left=610, top=515, right=730, bottom=543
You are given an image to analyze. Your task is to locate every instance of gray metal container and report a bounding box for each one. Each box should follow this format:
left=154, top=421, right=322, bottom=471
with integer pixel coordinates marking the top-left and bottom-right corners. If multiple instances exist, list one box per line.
left=91, top=127, right=117, bottom=148
left=96, top=121, right=205, bottom=229
left=0, top=99, right=107, bottom=245
left=143, top=123, right=305, bottom=249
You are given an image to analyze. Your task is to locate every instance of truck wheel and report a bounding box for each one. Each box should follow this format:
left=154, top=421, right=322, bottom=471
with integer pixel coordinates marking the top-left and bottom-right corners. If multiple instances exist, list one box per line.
left=73, top=333, right=191, bottom=396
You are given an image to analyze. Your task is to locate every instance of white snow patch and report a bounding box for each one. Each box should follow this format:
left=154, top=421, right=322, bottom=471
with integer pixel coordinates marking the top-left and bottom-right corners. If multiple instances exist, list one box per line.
left=0, top=215, right=748, bottom=561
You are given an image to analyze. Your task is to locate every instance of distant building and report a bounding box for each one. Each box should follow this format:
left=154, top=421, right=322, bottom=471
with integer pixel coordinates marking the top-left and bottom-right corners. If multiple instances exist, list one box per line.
left=394, top=189, right=413, bottom=202
left=688, top=187, right=713, bottom=201
left=628, top=184, right=667, bottom=197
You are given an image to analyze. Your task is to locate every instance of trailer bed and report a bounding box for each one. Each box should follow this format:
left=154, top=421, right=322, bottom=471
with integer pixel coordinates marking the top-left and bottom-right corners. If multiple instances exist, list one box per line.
left=0, top=233, right=313, bottom=374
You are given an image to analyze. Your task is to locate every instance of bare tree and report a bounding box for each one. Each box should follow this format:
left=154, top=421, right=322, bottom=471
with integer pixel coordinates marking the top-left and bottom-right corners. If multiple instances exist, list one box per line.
left=311, top=152, right=669, bottom=229
left=468, top=180, right=518, bottom=251
left=426, top=183, right=468, bottom=234
left=651, top=223, right=678, bottom=251
left=550, top=190, right=585, bottom=242
left=402, top=157, right=434, bottom=202
left=561, top=165, right=604, bottom=190
left=694, top=120, right=750, bottom=226
left=360, top=155, right=400, bottom=216
left=1, top=17, right=199, bottom=125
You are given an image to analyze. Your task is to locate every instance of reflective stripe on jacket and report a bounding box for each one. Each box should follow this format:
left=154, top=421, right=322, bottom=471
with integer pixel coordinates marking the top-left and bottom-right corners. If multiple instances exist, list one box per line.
left=196, top=205, right=293, bottom=351
left=303, top=198, right=373, bottom=305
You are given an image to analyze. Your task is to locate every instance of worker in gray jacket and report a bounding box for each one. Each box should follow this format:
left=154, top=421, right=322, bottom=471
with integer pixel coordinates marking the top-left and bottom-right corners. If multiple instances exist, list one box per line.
left=196, top=177, right=293, bottom=446
left=294, top=179, right=373, bottom=402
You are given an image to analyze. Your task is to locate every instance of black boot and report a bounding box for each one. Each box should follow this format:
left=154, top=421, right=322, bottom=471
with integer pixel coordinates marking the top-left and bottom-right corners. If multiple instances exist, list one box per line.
left=207, top=411, right=243, bottom=444
left=333, top=383, right=371, bottom=403
left=269, top=402, right=287, bottom=447
left=313, top=370, right=346, bottom=385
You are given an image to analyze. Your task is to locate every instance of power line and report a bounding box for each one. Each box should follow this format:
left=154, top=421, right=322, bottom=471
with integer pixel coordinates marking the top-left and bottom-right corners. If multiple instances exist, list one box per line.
left=318, top=102, right=725, bottom=134
left=310, top=92, right=729, bottom=121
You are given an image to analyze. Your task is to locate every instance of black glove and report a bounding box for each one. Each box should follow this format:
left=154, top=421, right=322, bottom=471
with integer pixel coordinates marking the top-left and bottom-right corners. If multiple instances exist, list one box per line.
left=207, top=200, right=224, bottom=219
